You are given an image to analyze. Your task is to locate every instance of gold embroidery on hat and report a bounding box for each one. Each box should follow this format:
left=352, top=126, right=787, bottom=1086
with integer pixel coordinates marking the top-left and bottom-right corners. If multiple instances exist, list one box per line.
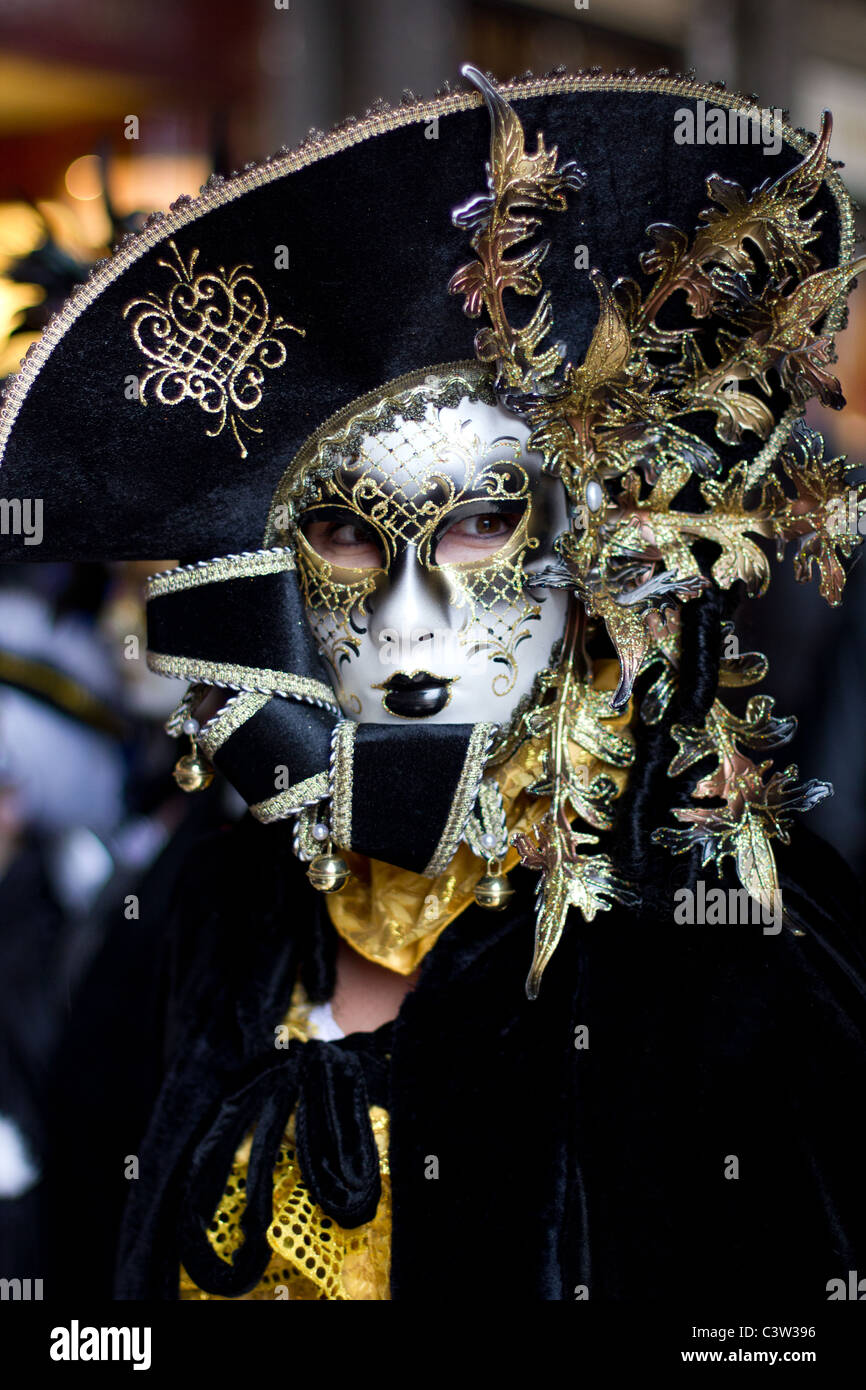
left=123, top=239, right=303, bottom=457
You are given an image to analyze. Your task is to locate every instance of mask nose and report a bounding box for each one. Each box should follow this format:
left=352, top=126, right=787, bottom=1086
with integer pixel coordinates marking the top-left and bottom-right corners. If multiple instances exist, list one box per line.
left=368, top=545, right=454, bottom=671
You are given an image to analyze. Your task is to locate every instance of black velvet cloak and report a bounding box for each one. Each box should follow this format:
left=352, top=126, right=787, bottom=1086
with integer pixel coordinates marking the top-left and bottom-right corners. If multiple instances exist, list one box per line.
left=85, top=808, right=866, bottom=1304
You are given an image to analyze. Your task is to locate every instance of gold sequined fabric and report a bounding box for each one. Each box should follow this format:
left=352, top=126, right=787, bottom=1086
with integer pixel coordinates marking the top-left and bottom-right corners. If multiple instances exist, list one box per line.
left=178, top=986, right=392, bottom=1302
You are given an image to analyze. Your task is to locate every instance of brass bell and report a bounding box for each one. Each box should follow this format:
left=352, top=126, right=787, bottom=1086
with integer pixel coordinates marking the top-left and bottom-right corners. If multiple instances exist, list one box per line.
left=173, top=737, right=214, bottom=793
left=307, top=852, right=350, bottom=894
left=474, top=858, right=514, bottom=911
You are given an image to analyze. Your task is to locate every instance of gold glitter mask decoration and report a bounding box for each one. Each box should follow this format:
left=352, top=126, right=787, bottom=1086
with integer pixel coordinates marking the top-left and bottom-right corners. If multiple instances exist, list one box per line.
left=266, top=367, right=571, bottom=725
left=294, top=527, right=381, bottom=678
left=124, top=239, right=304, bottom=457
left=294, top=397, right=558, bottom=711
left=298, top=408, right=539, bottom=692
left=436, top=507, right=540, bottom=698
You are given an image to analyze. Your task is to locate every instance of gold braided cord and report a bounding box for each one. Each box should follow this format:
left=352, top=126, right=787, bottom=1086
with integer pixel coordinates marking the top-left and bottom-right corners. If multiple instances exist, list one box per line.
left=146, top=651, right=337, bottom=707
left=329, top=721, right=357, bottom=850
left=250, top=770, right=329, bottom=822
left=197, top=691, right=271, bottom=759
left=145, top=546, right=296, bottom=599
left=423, top=720, right=499, bottom=877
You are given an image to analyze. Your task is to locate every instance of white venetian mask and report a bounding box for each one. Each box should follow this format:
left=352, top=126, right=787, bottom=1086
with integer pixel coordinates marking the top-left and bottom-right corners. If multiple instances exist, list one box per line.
left=293, top=394, right=571, bottom=724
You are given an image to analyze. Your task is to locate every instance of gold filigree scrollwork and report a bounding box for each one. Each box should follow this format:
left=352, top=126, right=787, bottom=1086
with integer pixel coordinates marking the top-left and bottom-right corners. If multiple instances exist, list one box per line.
left=439, top=512, right=541, bottom=698
left=295, top=528, right=380, bottom=677
left=124, top=239, right=304, bottom=457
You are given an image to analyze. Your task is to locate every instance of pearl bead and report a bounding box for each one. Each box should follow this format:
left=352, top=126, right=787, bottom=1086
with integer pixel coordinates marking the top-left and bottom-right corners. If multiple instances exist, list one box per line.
left=312, top=822, right=330, bottom=842
left=480, top=832, right=497, bottom=852
left=182, top=718, right=200, bottom=736
left=585, top=480, right=604, bottom=513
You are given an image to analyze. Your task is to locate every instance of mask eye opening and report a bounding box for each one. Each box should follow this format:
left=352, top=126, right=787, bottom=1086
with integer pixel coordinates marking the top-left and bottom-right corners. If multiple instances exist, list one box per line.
left=299, top=505, right=389, bottom=571
left=429, top=498, right=529, bottom=568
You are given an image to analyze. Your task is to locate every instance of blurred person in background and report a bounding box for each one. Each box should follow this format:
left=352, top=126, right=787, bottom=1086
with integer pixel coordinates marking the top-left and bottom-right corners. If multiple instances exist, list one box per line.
left=0, top=567, right=126, bottom=1273
left=0, top=564, right=238, bottom=1283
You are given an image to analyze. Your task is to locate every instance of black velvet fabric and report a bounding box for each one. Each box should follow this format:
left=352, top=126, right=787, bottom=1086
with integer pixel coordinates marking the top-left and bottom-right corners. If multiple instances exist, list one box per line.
left=107, top=808, right=866, bottom=1303
left=0, top=835, right=65, bottom=1279
left=177, top=1034, right=388, bottom=1295
left=349, top=723, right=486, bottom=871
left=0, top=84, right=848, bottom=561
left=212, top=696, right=334, bottom=805
left=146, top=569, right=330, bottom=686
left=215, top=710, right=491, bottom=873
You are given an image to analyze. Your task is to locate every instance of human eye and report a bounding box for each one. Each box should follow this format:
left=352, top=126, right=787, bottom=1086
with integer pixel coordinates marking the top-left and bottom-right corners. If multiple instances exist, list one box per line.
left=434, top=510, right=520, bottom=563
left=302, top=516, right=383, bottom=568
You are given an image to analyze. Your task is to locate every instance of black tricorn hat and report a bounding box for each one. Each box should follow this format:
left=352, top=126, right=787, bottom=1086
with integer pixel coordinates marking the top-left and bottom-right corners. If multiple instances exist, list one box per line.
left=0, top=68, right=857, bottom=564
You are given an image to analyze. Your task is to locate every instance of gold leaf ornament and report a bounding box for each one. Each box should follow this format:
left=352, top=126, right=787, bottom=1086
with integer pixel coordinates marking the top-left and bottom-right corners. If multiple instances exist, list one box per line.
left=653, top=694, right=832, bottom=919
left=508, top=603, right=638, bottom=997
left=768, top=420, right=865, bottom=606
left=449, top=65, right=586, bottom=391
left=514, top=808, right=636, bottom=999
left=734, top=803, right=781, bottom=917
left=447, top=74, right=861, bottom=956
left=690, top=111, right=833, bottom=281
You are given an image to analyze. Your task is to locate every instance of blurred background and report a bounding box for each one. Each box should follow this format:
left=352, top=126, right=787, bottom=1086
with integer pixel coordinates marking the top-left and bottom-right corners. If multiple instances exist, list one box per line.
left=0, top=0, right=864, bottom=1280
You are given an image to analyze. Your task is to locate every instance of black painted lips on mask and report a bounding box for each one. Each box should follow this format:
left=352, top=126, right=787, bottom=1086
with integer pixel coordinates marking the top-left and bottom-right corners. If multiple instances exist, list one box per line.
left=375, top=671, right=457, bottom=718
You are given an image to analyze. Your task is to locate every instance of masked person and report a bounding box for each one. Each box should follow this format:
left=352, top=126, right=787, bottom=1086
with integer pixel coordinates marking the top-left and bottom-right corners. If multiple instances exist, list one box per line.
left=2, top=67, right=865, bottom=1303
